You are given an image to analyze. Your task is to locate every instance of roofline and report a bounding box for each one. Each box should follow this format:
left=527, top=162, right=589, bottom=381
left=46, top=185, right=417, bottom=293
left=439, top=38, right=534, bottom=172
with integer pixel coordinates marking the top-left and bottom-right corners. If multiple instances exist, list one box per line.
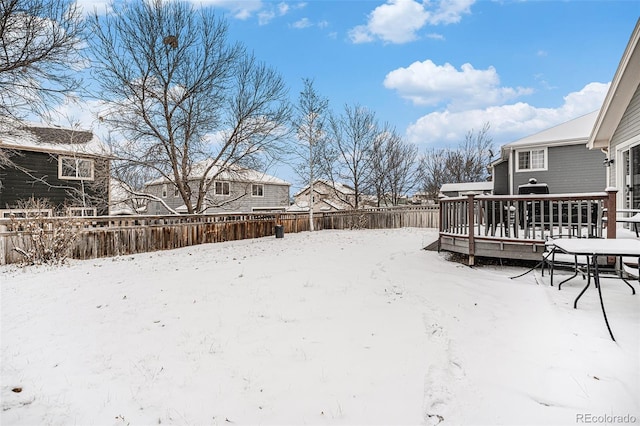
left=0, top=141, right=110, bottom=158
left=503, top=136, right=589, bottom=151
left=587, top=18, right=640, bottom=150
left=147, top=175, right=291, bottom=187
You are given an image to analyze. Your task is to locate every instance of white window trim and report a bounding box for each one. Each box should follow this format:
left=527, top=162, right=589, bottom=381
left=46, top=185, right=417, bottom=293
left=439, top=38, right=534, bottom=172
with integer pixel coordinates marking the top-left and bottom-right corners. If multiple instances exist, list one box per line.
left=67, top=207, right=97, bottom=217
left=58, top=156, right=95, bottom=181
left=251, top=184, right=264, bottom=197
left=614, top=134, right=640, bottom=211
left=1, top=209, right=53, bottom=218
left=214, top=181, right=230, bottom=196
left=161, top=184, right=168, bottom=198
left=515, top=147, right=548, bottom=172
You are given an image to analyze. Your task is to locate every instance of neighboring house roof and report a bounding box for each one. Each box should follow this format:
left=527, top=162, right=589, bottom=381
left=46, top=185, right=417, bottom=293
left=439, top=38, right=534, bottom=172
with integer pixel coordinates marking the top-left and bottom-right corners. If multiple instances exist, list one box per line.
left=498, top=110, right=599, bottom=161
left=145, top=160, right=290, bottom=186
left=588, top=18, right=640, bottom=150
left=0, top=122, right=108, bottom=157
left=440, top=182, right=493, bottom=193
left=293, top=179, right=355, bottom=198
left=287, top=198, right=345, bottom=212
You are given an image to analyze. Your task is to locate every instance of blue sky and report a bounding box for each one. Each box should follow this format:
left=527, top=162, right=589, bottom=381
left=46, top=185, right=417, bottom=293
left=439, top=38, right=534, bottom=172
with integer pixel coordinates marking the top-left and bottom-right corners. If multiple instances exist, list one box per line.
left=59, top=0, right=639, bottom=187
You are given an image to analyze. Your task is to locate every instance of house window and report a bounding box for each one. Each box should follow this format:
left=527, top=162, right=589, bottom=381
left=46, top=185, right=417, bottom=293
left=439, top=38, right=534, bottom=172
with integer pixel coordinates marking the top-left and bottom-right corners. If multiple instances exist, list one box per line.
left=162, top=184, right=168, bottom=198
left=252, top=184, right=264, bottom=197
left=516, top=148, right=547, bottom=172
left=174, top=186, right=180, bottom=197
left=1, top=209, right=53, bottom=218
left=214, top=181, right=230, bottom=196
left=59, top=156, right=94, bottom=180
left=67, top=207, right=97, bottom=217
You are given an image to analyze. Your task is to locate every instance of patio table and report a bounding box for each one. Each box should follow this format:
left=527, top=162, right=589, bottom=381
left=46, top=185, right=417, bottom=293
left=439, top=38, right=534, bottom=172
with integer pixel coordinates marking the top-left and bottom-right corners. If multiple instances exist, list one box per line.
left=550, top=238, right=639, bottom=341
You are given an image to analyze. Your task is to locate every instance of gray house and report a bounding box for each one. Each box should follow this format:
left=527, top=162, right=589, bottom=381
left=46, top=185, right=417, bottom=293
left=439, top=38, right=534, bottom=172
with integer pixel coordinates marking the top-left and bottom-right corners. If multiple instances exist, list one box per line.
left=0, top=122, right=110, bottom=216
left=145, top=162, right=290, bottom=214
left=491, top=110, right=606, bottom=195
left=289, top=179, right=356, bottom=212
left=588, top=18, right=640, bottom=212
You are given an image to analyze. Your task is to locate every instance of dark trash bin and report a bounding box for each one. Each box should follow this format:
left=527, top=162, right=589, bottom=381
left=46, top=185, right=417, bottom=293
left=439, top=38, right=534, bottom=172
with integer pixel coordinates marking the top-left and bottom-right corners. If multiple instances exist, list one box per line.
left=275, top=224, right=284, bottom=238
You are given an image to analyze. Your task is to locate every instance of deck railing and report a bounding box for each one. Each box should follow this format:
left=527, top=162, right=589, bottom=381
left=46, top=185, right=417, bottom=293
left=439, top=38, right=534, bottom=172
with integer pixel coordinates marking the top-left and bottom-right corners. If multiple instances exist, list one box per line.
left=439, top=190, right=617, bottom=265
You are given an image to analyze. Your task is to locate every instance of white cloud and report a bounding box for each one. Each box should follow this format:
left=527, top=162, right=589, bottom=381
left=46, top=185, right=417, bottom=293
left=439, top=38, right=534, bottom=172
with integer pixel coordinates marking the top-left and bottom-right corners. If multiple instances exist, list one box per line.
left=82, top=0, right=293, bottom=23
left=426, top=33, right=445, bottom=40
left=278, top=2, right=290, bottom=15
left=75, top=0, right=111, bottom=15
left=384, top=59, right=533, bottom=110
left=349, top=0, right=474, bottom=44
left=405, top=82, right=610, bottom=147
left=366, top=0, right=429, bottom=43
left=428, top=0, right=474, bottom=25
left=292, top=18, right=312, bottom=29
left=258, top=10, right=276, bottom=25
left=258, top=1, right=300, bottom=25
left=196, top=0, right=263, bottom=20
left=348, top=25, right=374, bottom=44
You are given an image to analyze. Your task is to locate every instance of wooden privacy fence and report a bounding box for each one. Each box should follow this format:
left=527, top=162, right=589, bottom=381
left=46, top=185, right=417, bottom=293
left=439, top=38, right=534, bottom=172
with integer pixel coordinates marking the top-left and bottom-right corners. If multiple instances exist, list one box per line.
left=439, top=190, right=617, bottom=265
left=0, top=206, right=439, bottom=265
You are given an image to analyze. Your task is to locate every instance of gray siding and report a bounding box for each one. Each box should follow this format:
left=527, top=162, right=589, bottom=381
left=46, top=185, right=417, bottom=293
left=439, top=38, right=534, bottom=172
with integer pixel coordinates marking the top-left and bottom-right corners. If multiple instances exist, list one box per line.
left=512, top=144, right=606, bottom=194
left=492, top=161, right=509, bottom=195
left=147, top=180, right=290, bottom=214
left=0, top=149, right=110, bottom=215
left=611, top=83, right=640, bottom=146
left=609, top=82, right=640, bottom=187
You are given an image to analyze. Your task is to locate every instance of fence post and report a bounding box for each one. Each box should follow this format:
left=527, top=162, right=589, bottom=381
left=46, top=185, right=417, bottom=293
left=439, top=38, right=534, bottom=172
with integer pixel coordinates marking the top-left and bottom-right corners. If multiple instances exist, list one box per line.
left=0, top=223, right=5, bottom=265
left=467, top=193, right=476, bottom=266
left=606, top=188, right=617, bottom=240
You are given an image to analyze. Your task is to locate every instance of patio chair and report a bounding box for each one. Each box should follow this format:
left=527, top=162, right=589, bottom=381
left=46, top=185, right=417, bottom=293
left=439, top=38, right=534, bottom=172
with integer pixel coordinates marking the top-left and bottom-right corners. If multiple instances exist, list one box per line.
left=542, top=234, right=593, bottom=289
left=616, top=212, right=640, bottom=237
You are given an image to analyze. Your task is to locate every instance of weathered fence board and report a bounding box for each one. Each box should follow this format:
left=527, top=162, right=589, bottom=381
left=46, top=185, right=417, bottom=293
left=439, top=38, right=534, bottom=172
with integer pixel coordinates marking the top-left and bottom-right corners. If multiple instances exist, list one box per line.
left=0, top=207, right=439, bottom=265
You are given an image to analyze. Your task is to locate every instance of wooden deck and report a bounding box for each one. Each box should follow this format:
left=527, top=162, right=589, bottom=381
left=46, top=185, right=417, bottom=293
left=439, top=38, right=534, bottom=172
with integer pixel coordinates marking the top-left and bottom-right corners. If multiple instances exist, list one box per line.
left=438, top=190, right=618, bottom=265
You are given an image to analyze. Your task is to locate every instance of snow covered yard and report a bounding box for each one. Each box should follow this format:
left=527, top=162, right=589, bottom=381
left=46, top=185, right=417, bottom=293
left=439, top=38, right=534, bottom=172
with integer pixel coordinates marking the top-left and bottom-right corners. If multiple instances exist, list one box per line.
left=1, top=227, right=638, bottom=425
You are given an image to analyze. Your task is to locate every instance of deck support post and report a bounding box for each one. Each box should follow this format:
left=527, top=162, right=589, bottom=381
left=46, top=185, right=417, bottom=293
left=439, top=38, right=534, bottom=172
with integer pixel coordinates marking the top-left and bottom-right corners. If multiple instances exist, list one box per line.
left=468, top=193, right=475, bottom=266
left=606, top=188, right=618, bottom=265
left=606, top=188, right=617, bottom=240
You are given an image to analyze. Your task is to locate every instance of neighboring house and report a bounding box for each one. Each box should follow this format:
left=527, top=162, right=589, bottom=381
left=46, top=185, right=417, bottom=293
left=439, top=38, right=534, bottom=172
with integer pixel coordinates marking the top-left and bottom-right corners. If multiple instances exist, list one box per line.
left=411, top=191, right=431, bottom=205
left=587, top=18, right=640, bottom=212
left=109, top=179, right=147, bottom=215
left=290, top=179, right=357, bottom=212
left=491, top=110, right=606, bottom=195
left=440, top=181, right=493, bottom=198
left=0, top=122, right=110, bottom=217
left=144, top=162, right=290, bottom=214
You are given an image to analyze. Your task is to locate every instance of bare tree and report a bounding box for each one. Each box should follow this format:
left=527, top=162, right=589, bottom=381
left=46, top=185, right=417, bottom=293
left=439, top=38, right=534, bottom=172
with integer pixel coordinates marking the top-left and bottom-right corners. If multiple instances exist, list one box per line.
left=369, top=125, right=418, bottom=206
left=327, top=104, right=378, bottom=209
left=0, top=0, right=84, bottom=120
left=368, top=124, right=391, bottom=207
left=89, top=0, right=291, bottom=214
left=418, top=148, right=449, bottom=201
left=292, top=78, right=329, bottom=230
left=384, top=132, right=418, bottom=206
left=418, top=122, right=493, bottom=202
